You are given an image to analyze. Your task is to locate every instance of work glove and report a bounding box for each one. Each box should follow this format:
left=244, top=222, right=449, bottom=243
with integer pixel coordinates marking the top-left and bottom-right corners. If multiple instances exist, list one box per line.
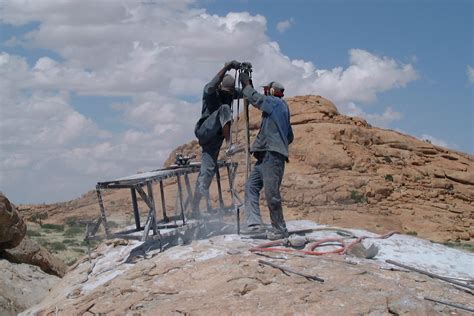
left=239, top=71, right=251, bottom=86
left=225, top=60, right=241, bottom=70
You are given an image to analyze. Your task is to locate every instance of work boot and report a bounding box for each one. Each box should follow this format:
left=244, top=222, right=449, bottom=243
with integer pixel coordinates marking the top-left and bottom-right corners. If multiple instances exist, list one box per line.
left=240, top=224, right=267, bottom=235
left=266, top=228, right=289, bottom=241
left=225, top=144, right=244, bottom=157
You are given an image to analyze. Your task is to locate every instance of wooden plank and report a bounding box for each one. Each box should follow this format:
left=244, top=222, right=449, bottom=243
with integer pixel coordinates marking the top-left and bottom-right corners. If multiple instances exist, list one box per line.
left=95, top=187, right=110, bottom=236
left=130, top=188, right=141, bottom=230
left=159, top=180, right=169, bottom=222
left=176, top=175, right=186, bottom=225
left=135, top=185, right=154, bottom=211
left=146, top=181, right=159, bottom=237
left=183, top=173, right=194, bottom=212
left=89, top=216, right=102, bottom=236
left=215, top=166, right=225, bottom=211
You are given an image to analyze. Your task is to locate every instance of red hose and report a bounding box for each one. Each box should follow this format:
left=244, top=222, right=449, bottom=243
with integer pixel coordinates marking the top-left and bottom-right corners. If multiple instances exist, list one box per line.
left=249, top=231, right=399, bottom=256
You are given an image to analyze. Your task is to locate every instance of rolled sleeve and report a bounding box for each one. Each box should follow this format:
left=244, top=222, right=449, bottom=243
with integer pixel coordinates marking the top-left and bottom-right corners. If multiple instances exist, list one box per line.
left=243, top=85, right=268, bottom=112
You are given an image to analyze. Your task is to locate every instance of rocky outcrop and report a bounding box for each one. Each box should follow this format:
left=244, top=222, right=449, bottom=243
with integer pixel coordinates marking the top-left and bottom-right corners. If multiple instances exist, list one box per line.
left=0, top=259, right=59, bottom=316
left=0, top=237, right=68, bottom=277
left=20, top=223, right=473, bottom=315
left=0, top=192, right=26, bottom=249
left=163, top=95, right=474, bottom=243
left=20, top=95, right=474, bottom=244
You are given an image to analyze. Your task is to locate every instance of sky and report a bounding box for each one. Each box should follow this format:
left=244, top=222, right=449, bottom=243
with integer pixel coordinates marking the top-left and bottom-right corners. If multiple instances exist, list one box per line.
left=0, top=0, right=472, bottom=204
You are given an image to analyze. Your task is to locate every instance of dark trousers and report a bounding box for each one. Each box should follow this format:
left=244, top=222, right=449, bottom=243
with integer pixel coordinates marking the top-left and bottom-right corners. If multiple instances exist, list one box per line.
left=192, top=149, right=219, bottom=213
left=192, top=105, right=232, bottom=213
left=245, top=151, right=287, bottom=233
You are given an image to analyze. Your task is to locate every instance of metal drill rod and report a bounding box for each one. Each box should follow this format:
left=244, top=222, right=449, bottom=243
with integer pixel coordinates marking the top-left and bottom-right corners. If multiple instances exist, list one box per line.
left=258, top=260, right=324, bottom=283
left=386, top=260, right=474, bottom=291
left=243, top=77, right=251, bottom=182
left=424, top=297, right=474, bottom=313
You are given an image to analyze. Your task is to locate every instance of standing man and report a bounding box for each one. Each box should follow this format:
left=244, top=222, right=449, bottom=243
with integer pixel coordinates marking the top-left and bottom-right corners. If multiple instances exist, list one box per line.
left=191, top=60, right=242, bottom=218
left=238, top=73, right=294, bottom=240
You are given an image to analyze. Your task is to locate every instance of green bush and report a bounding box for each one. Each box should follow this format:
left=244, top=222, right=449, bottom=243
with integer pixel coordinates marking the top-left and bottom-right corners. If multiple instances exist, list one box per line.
left=63, top=226, right=84, bottom=237
left=81, top=240, right=99, bottom=247
left=384, top=174, right=394, bottom=182
left=406, top=231, right=418, bottom=236
left=71, top=247, right=85, bottom=253
left=50, top=241, right=67, bottom=252
left=30, top=212, right=48, bottom=223
left=65, top=217, right=87, bottom=227
left=350, top=190, right=367, bottom=203
left=27, top=229, right=41, bottom=237
left=36, top=238, right=49, bottom=247
left=62, top=239, right=78, bottom=245
left=41, top=223, right=64, bottom=231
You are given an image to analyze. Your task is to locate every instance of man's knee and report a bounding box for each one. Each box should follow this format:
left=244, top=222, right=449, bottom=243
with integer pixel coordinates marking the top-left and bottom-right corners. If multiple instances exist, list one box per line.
left=218, top=104, right=232, bottom=126
left=245, top=179, right=261, bottom=197
left=219, top=104, right=231, bottom=115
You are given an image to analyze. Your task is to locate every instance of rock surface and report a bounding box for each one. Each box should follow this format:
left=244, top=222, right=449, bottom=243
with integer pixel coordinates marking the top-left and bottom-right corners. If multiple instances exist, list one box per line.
left=0, top=259, right=59, bottom=316
left=0, top=237, right=68, bottom=277
left=0, top=192, right=26, bottom=249
left=165, top=95, right=474, bottom=244
left=21, top=221, right=474, bottom=315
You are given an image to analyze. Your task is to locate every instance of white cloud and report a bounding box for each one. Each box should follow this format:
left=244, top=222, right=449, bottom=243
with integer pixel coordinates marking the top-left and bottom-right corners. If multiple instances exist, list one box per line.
left=341, top=102, right=403, bottom=127
left=420, top=134, right=449, bottom=148
left=276, top=18, right=294, bottom=33
left=467, top=65, right=474, bottom=84
left=0, top=1, right=419, bottom=203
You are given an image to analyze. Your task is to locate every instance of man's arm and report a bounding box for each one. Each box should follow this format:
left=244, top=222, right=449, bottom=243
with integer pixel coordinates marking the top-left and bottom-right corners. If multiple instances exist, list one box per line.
left=288, top=120, right=294, bottom=144
left=239, top=72, right=271, bottom=112
left=241, top=85, right=266, bottom=110
left=204, top=60, right=241, bottom=95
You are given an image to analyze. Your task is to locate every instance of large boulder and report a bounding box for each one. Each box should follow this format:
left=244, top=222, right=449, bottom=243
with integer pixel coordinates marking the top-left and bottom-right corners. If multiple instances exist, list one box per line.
left=0, top=192, right=26, bottom=249
left=0, top=259, right=60, bottom=316
left=1, top=237, right=68, bottom=277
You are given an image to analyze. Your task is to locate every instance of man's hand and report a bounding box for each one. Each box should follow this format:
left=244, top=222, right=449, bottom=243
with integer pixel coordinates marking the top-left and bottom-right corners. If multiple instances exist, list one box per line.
left=239, top=72, right=251, bottom=87
left=225, top=60, right=241, bottom=70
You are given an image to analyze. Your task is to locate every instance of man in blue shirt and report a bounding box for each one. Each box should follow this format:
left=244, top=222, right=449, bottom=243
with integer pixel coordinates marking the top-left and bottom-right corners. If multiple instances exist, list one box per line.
left=191, top=60, right=242, bottom=218
left=238, top=72, right=294, bottom=240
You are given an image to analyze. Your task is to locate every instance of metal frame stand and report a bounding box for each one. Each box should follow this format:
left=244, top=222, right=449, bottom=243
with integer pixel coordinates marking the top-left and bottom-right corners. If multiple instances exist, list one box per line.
left=87, top=161, right=240, bottom=243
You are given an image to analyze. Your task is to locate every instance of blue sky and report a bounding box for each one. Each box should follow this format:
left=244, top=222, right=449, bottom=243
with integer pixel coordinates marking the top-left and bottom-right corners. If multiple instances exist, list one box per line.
left=206, top=0, right=473, bottom=150
left=0, top=0, right=472, bottom=203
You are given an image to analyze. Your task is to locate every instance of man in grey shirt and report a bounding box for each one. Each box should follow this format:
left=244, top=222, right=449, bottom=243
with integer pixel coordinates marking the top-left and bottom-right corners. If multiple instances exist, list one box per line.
left=238, top=72, right=294, bottom=240
left=191, top=60, right=242, bottom=218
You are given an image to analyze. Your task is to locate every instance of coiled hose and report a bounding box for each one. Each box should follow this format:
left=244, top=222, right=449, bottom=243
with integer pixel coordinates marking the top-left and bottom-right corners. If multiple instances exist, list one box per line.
left=249, top=228, right=398, bottom=256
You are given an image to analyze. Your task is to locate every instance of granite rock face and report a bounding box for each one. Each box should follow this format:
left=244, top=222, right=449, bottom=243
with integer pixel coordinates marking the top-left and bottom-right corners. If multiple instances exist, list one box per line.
left=1, top=237, right=68, bottom=277
left=0, top=192, right=26, bottom=249
left=0, top=260, right=59, bottom=316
